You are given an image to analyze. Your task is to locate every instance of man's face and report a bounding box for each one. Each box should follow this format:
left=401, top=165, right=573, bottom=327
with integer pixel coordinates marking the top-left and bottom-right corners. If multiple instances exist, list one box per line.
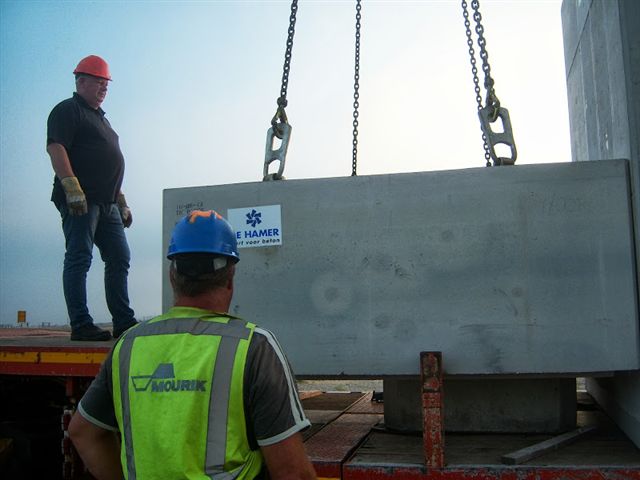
left=77, top=75, right=109, bottom=108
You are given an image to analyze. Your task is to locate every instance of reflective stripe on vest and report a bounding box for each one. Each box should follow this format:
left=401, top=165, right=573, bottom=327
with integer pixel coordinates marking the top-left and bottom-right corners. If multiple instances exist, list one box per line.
left=112, top=316, right=262, bottom=480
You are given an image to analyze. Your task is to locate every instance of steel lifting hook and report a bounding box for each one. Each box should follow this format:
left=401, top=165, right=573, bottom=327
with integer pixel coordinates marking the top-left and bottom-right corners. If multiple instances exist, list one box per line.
left=478, top=106, right=517, bottom=166
left=263, top=120, right=291, bottom=181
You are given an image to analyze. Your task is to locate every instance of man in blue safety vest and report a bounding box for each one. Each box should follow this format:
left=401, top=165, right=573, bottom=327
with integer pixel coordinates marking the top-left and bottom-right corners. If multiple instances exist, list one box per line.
left=69, top=209, right=317, bottom=479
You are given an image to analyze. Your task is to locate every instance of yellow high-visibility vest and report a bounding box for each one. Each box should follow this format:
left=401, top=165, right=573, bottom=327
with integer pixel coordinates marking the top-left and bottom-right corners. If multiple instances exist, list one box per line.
left=112, top=307, right=264, bottom=479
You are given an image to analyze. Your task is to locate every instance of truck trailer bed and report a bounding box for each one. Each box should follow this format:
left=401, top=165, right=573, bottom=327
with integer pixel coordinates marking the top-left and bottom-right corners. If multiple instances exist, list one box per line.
left=0, top=327, right=110, bottom=376
left=301, top=391, right=640, bottom=478
left=2, top=329, right=640, bottom=479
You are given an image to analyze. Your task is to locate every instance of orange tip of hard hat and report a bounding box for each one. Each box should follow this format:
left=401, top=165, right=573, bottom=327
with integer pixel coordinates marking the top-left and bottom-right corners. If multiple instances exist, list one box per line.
left=188, top=210, right=223, bottom=223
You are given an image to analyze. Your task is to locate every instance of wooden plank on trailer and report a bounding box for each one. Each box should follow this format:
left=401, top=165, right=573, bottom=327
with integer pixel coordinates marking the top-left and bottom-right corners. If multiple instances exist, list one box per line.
left=305, top=413, right=382, bottom=478
left=0, top=327, right=109, bottom=345
left=305, top=410, right=343, bottom=425
left=301, top=392, right=366, bottom=411
left=346, top=431, right=424, bottom=467
left=345, top=391, right=384, bottom=415
left=299, top=390, right=323, bottom=400
left=501, top=426, right=597, bottom=465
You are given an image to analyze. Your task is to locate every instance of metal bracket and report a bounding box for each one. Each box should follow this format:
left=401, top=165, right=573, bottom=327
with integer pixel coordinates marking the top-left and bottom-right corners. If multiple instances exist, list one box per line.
left=479, top=106, right=517, bottom=166
left=263, top=122, right=291, bottom=181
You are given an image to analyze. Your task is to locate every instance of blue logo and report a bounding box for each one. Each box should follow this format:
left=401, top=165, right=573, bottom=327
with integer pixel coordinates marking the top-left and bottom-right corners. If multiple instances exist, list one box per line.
left=245, top=209, right=262, bottom=228
left=131, top=363, right=206, bottom=393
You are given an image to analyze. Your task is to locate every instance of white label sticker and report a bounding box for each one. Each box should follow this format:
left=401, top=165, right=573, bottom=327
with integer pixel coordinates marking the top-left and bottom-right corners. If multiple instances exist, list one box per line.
left=227, top=205, right=282, bottom=249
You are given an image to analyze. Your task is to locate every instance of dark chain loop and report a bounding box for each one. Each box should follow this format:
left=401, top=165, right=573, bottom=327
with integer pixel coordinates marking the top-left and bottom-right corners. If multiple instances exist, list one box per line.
left=462, top=0, right=492, bottom=166
left=271, top=0, right=298, bottom=132
left=351, top=0, right=362, bottom=177
left=264, top=0, right=298, bottom=181
left=470, top=0, right=500, bottom=119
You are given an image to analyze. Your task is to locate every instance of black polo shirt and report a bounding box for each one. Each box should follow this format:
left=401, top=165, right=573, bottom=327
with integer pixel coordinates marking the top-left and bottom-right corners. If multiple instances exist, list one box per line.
left=48, top=92, right=125, bottom=206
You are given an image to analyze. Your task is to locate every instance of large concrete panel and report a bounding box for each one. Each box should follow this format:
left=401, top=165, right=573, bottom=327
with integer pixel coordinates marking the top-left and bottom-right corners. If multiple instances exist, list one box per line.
left=162, top=160, right=638, bottom=376
left=562, top=0, right=640, bottom=447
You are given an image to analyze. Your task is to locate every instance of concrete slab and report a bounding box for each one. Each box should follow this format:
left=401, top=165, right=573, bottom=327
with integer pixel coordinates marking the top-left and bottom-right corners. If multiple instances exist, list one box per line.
left=163, top=161, right=638, bottom=376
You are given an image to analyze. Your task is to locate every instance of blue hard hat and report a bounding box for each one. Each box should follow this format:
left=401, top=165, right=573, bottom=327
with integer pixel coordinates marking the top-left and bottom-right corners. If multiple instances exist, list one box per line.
left=167, top=210, right=239, bottom=262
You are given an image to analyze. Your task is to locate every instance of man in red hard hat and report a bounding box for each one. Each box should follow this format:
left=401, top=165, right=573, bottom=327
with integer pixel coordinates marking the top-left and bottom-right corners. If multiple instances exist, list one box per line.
left=46, top=55, right=137, bottom=341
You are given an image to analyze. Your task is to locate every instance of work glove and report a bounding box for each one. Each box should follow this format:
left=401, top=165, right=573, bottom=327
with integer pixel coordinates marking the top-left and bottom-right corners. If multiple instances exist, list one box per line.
left=117, top=193, right=133, bottom=228
left=60, top=176, right=87, bottom=216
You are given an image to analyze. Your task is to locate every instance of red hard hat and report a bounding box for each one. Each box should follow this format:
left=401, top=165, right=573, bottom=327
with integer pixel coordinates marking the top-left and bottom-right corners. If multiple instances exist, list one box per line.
left=73, top=55, right=111, bottom=80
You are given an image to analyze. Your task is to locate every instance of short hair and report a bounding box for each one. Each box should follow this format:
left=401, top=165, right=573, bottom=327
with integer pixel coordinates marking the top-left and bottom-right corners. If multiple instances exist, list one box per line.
left=75, top=73, right=103, bottom=83
left=170, top=255, right=234, bottom=297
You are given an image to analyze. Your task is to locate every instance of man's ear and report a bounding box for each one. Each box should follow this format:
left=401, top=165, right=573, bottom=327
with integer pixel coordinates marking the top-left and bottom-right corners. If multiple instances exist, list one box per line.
left=226, top=264, right=235, bottom=291
left=169, top=263, right=176, bottom=288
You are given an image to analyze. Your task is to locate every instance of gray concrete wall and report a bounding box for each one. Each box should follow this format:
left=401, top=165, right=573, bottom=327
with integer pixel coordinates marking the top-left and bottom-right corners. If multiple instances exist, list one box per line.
left=586, top=374, right=640, bottom=447
left=562, top=0, right=640, bottom=447
left=384, top=377, right=576, bottom=434
left=162, top=160, right=638, bottom=376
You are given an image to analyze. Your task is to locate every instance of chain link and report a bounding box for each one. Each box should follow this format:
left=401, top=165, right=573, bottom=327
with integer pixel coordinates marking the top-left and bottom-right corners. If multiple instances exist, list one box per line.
left=351, top=0, right=362, bottom=177
left=471, top=0, right=500, bottom=119
left=264, top=0, right=298, bottom=181
left=462, top=0, right=492, bottom=166
left=271, top=0, right=299, bottom=132
left=462, top=0, right=517, bottom=167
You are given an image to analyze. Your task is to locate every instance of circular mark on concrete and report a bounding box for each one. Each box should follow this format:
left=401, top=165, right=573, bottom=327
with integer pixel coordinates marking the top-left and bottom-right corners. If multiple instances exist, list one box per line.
left=310, top=272, right=353, bottom=316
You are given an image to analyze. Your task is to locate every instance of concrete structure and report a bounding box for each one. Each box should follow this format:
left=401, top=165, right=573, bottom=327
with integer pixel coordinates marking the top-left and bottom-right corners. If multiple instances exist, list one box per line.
left=562, top=0, right=640, bottom=447
left=162, top=160, right=638, bottom=377
left=384, top=377, right=576, bottom=433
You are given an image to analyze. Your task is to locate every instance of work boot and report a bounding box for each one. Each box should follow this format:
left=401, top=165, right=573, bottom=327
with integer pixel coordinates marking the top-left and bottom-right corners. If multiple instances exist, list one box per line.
left=70, top=323, right=112, bottom=341
left=113, top=320, right=138, bottom=339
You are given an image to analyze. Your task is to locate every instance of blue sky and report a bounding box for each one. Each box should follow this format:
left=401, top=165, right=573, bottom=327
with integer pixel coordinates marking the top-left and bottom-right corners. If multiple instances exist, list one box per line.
left=0, top=0, right=569, bottom=326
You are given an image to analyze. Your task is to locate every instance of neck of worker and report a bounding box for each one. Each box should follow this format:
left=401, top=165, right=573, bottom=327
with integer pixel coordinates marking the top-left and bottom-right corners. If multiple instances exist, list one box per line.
left=173, top=288, right=233, bottom=314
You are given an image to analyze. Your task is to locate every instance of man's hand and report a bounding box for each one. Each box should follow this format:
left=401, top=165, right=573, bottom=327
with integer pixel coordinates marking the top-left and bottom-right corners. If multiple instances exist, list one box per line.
left=117, top=193, right=133, bottom=228
left=60, top=176, right=88, bottom=215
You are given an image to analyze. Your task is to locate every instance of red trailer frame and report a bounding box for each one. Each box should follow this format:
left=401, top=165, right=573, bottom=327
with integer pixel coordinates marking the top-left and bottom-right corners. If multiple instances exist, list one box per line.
left=2, top=332, right=640, bottom=479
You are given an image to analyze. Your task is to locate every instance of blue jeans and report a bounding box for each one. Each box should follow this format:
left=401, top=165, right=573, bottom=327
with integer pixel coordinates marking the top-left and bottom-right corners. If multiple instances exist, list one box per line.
left=59, top=203, right=135, bottom=330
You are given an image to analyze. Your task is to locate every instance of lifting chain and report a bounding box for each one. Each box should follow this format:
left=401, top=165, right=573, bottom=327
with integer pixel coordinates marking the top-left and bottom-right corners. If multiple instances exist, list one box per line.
left=351, top=0, right=362, bottom=177
left=461, top=0, right=517, bottom=166
left=264, top=0, right=298, bottom=181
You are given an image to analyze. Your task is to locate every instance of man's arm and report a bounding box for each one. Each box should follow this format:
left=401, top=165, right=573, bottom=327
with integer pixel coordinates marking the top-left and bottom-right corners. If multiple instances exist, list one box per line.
left=47, top=142, right=74, bottom=179
left=261, top=433, right=317, bottom=480
left=246, top=329, right=315, bottom=478
left=68, top=411, right=122, bottom=480
left=46, top=143, right=88, bottom=215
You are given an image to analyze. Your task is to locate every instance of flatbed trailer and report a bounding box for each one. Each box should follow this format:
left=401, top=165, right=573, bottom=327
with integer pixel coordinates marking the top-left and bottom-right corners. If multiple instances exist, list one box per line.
left=1, top=329, right=640, bottom=479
